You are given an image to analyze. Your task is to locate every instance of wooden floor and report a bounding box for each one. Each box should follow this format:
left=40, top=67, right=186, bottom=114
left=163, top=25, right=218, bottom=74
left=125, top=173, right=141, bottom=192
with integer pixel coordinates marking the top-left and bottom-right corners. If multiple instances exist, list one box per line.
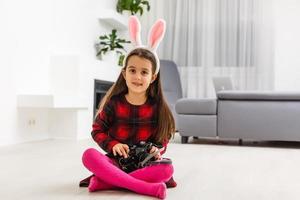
left=1, top=134, right=300, bottom=200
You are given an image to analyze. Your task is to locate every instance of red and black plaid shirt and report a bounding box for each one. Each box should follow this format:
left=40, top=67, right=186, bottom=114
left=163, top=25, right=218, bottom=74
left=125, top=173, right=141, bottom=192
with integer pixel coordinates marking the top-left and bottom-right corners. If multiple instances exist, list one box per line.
left=92, top=94, right=168, bottom=153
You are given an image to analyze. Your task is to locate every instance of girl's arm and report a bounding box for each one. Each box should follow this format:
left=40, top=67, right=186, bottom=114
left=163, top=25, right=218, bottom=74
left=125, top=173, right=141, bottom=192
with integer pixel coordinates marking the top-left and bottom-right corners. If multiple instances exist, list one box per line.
left=91, top=101, right=119, bottom=153
left=149, top=140, right=168, bottom=160
left=160, top=140, right=169, bottom=155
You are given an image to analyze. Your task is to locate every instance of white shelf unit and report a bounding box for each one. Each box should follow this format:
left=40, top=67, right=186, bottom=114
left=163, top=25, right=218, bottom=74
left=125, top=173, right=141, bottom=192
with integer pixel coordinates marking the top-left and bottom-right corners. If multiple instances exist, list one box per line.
left=99, top=9, right=128, bottom=30
left=17, top=95, right=88, bottom=109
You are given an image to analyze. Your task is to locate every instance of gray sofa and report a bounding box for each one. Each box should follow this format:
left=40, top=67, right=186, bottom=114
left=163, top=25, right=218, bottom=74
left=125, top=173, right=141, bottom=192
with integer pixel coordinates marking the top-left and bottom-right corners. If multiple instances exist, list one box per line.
left=159, top=60, right=183, bottom=126
left=176, top=90, right=300, bottom=144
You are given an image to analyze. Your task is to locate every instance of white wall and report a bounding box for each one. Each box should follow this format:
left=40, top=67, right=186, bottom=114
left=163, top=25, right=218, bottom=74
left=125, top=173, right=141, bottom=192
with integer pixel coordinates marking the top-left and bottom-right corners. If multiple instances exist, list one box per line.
left=274, top=0, right=300, bottom=91
left=0, top=0, right=124, bottom=146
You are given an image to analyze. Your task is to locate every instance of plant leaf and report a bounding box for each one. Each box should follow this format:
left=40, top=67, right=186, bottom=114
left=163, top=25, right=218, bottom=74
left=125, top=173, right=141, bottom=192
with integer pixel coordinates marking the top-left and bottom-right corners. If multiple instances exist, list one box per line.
left=99, top=35, right=109, bottom=40
left=137, top=7, right=143, bottom=16
left=141, top=1, right=150, bottom=11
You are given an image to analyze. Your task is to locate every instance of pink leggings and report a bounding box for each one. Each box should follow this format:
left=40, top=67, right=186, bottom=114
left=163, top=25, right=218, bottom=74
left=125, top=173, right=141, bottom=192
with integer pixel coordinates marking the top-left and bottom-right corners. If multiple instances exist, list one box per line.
left=82, top=148, right=173, bottom=199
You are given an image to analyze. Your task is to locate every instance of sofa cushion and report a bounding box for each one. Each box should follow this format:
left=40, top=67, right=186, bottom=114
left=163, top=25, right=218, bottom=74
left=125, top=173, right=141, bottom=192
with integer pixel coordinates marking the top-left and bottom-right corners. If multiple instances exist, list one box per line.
left=217, top=90, right=300, bottom=100
left=175, top=98, right=217, bottom=115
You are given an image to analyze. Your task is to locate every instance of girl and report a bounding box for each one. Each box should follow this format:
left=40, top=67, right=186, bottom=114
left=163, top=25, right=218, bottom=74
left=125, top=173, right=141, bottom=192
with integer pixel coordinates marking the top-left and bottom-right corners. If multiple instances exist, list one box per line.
left=81, top=16, right=176, bottom=199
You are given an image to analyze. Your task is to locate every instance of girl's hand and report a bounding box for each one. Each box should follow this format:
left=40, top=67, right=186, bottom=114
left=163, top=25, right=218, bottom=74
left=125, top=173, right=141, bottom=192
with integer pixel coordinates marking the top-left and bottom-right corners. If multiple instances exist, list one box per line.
left=112, top=143, right=130, bottom=158
left=149, top=146, right=162, bottom=160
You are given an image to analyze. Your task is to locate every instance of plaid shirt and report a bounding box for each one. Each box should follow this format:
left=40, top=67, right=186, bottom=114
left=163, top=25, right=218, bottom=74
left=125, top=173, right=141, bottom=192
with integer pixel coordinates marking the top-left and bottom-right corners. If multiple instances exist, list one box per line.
left=92, top=94, right=168, bottom=153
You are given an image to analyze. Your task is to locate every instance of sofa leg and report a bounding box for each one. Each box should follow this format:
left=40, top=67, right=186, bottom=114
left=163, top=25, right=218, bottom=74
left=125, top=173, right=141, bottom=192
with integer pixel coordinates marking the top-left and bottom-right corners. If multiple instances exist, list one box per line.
left=238, top=139, right=243, bottom=145
left=181, top=136, right=189, bottom=144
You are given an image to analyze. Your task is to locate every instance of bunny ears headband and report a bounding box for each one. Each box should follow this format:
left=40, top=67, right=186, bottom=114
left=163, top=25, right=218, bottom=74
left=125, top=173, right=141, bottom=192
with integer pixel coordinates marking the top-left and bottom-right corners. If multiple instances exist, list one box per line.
left=124, top=16, right=166, bottom=75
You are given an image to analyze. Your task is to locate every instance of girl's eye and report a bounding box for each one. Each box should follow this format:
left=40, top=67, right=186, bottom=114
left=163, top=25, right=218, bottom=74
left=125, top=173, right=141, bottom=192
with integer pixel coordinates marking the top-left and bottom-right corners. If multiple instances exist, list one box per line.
left=142, top=71, right=149, bottom=75
left=129, top=69, right=135, bottom=73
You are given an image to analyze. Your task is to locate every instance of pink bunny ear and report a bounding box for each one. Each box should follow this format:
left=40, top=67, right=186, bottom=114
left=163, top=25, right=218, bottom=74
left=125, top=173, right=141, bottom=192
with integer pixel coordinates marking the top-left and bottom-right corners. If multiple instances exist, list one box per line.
left=148, top=19, right=166, bottom=51
left=128, top=16, right=142, bottom=46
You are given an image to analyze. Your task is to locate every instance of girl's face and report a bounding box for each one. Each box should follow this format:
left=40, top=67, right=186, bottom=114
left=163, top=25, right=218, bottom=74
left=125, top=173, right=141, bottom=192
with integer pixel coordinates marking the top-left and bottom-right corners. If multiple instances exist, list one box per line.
left=122, top=55, right=157, bottom=96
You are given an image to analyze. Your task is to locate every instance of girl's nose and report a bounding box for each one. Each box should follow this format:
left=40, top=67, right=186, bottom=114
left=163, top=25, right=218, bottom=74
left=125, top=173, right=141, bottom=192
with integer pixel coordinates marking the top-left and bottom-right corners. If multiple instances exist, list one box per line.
left=135, top=73, right=142, bottom=80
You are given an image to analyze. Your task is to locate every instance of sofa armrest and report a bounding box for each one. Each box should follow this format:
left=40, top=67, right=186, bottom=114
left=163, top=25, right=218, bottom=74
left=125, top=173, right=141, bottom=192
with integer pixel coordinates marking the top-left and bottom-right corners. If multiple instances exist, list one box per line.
left=175, top=98, right=217, bottom=115
left=217, top=90, right=300, bottom=100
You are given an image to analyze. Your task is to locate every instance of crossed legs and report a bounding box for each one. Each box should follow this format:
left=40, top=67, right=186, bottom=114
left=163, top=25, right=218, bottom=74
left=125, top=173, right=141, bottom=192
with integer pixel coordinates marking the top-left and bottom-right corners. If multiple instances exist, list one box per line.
left=82, top=148, right=173, bottom=199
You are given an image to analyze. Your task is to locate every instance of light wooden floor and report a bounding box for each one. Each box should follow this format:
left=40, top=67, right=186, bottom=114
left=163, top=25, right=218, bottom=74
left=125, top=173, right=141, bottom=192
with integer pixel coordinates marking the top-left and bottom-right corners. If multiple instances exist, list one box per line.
left=1, top=134, right=300, bottom=200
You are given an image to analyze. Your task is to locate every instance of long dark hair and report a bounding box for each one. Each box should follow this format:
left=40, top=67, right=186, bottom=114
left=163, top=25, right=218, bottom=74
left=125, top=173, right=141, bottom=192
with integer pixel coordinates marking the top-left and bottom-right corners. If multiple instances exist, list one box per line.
left=97, top=48, right=175, bottom=143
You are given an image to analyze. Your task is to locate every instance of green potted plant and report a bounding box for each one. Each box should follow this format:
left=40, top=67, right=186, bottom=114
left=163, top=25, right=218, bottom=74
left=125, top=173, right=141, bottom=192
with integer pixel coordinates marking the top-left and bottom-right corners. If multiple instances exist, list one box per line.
left=96, top=29, right=130, bottom=66
left=116, top=0, right=150, bottom=16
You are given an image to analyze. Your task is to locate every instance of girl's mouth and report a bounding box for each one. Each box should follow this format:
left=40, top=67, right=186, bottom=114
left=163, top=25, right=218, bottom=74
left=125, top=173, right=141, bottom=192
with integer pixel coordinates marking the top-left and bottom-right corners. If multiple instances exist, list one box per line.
left=132, top=82, right=142, bottom=87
